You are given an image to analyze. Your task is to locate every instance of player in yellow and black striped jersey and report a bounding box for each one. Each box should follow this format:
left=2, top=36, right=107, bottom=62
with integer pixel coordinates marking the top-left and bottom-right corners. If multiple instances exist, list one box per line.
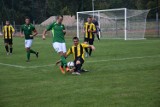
left=83, top=16, right=96, bottom=57
left=66, top=37, right=95, bottom=75
left=2, top=21, right=15, bottom=55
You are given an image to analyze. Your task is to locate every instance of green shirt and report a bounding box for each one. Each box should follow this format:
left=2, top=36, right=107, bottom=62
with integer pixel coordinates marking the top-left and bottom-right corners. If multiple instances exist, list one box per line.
left=21, top=24, right=35, bottom=40
left=46, top=22, right=65, bottom=43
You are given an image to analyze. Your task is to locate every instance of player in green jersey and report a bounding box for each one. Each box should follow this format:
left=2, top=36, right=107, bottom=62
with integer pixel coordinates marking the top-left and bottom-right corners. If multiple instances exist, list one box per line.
left=20, top=17, right=39, bottom=62
left=42, top=15, right=69, bottom=74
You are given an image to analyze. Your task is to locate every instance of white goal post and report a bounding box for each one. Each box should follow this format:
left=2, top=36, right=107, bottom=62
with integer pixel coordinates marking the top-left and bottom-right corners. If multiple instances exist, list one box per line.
left=77, top=8, right=149, bottom=40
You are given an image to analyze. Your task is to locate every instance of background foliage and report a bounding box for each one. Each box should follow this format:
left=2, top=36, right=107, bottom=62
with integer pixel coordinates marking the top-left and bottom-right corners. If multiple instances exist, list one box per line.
left=0, top=0, right=159, bottom=24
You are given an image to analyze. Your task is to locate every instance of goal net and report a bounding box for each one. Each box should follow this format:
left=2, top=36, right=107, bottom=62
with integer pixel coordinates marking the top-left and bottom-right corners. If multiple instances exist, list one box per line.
left=77, top=8, right=150, bottom=40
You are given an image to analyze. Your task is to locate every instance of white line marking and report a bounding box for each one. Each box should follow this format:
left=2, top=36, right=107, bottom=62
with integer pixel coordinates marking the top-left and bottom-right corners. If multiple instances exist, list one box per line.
left=86, top=55, right=160, bottom=63
left=26, top=64, right=54, bottom=68
left=0, top=63, right=26, bottom=68
left=0, top=55, right=160, bottom=69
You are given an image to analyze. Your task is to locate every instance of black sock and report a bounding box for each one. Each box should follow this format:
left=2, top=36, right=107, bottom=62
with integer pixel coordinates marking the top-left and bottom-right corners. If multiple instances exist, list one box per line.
left=89, top=48, right=92, bottom=56
left=30, top=49, right=36, bottom=54
left=10, top=48, right=13, bottom=53
left=97, top=34, right=100, bottom=40
left=85, top=48, right=88, bottom=54
left=76, top=64, right=82, bottom=72
left=5, top=46, right=9, bottom=52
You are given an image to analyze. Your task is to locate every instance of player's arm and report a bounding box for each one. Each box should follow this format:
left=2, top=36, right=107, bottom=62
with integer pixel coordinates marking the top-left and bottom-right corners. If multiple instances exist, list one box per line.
left=30, top=29, right=38, bottom=37
left=62, top=25, right=66, bottom=35
left=20, top=26, right=24, bottom=37
left=82, top=43, right=95, bottom=50
left=11, top=26, right=15, bottom=32
left=88, top=45, right=95, bottom=50
left=42, top=23, right=53, bottom=40
left=2, top=26, right=4, bottom=34
left=65, top=48, right=72, bottom=58
left=20, top=31, right=24, bottom=37
left=11, top=26, right=15, bottom=36
left=42, top=29, right=47, bottom=40
left=88, top=24, right=96, bottom=33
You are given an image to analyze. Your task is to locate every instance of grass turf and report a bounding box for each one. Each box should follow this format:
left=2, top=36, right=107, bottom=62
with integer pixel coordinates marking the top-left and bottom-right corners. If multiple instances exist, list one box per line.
left=0, top=37, right=160, bottom=107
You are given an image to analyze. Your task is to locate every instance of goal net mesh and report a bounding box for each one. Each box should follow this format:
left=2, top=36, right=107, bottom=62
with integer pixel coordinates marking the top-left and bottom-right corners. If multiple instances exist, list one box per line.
left=77, top=8, right=149, bottom=40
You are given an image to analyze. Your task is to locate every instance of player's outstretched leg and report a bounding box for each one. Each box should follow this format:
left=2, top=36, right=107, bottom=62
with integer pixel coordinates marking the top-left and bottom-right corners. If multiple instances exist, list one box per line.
left=30, top=49, right=39, bottom=58
left=60, top=55, right=69, bottom=72
left=59, top=65, right=65, bottom=74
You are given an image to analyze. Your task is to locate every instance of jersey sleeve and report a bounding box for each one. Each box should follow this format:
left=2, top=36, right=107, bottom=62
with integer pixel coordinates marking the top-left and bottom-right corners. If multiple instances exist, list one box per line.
left=31, top=25, right=36, bottom=31
left=66, top=47, right=72, bottom=56
left=11, top=26, right=15, bottom=32
left=46, top=23, right=54, bottom=31
left=62, top=24, right=65, bottom=30
left=21, top=25, right=24, bottom=32
left=92, top=24, right=96, bottom=31
left=83, top=23, right=86, bottom=28
left=81, top=43, right=89, bottom=48
left=2, top=26, right=5, bottom=33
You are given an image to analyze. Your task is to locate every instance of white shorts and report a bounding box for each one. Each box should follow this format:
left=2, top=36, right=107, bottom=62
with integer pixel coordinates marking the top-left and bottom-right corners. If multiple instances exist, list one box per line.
left=25, top=39, right=33, bottom=48
left=52, top=42, right=66, bottom=53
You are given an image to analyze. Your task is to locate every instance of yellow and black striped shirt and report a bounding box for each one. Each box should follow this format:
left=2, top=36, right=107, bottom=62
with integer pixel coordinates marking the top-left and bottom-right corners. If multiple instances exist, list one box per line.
left=2, top=25, right=15, bottom=39
left=67, top=43, right=89, bottom=60
left=84, top=22, right=96, bottom=39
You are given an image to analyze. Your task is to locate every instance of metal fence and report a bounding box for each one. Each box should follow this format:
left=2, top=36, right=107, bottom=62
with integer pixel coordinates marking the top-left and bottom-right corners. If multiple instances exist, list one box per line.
left=0, top=19, right=159, bottom=38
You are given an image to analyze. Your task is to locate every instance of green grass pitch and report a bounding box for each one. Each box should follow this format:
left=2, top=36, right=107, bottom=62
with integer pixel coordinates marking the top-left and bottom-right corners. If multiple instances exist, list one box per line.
left=0, top=36, right=160, bottom=107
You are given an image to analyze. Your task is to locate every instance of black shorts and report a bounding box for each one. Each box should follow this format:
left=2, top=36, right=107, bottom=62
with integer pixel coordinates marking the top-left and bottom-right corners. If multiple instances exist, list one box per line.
left=84, top=38, right=94, bottom=45
left=74, top=57, right=84, bottom=66
left=4, top=39, right=13, bottom=45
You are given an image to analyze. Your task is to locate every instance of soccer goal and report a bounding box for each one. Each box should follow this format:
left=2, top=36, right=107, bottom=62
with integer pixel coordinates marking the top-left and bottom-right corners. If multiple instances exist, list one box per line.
left=77, top=8, right=150, bottom=40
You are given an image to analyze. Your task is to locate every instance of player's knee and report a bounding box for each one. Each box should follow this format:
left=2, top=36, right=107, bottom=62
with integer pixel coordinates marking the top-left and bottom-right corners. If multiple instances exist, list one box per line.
left=26, top=48, right=30, bottom=52
left=76, top=60, right=81, bottom=65
left=59, top=51, right=63, bottom=56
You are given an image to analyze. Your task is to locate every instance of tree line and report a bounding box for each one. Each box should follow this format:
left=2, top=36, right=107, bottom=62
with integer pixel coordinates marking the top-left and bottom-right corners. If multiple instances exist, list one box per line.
left=0, top=0, right=159, bottom=24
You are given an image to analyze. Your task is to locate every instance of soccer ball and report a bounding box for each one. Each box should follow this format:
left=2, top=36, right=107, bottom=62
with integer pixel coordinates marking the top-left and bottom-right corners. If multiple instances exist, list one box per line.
left=67, top=61, right=74, bottom=68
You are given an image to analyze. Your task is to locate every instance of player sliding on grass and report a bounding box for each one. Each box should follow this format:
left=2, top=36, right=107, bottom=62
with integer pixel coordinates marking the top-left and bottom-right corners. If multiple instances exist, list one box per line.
left=42, top=15, right=69, bottom=74
left=56, top=37, right=95, bottom=75
left=20, top=17, right=39, bottom=62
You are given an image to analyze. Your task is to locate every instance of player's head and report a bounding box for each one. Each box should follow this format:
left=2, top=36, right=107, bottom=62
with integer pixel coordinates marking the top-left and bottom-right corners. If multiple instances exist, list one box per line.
left=87, top=16, right=92, bottom=23
left=92, top=17, right=96, bottom=21
left=56, top=15, right=63, bottom=24
left=25, top=17, right=30, bottom=25
left=73, top=37, right=79, bottom=46
left=6, top=20, right=10, bottom=26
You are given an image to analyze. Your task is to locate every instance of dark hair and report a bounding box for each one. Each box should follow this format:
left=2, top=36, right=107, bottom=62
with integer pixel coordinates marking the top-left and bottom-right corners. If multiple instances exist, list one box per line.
left=56, top=15, right=63, bottom=19
left=25, top=16, right=30, bottom=20
left=73, top=37, right=79, bottom=41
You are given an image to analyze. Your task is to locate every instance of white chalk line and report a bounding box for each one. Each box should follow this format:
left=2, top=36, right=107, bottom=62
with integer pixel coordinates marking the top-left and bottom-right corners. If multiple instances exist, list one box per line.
left=0, top=55, right=160, bottom=69
left=86, top=55, right=160, bottom=63
left=0, top=63, right=26, bottom=68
